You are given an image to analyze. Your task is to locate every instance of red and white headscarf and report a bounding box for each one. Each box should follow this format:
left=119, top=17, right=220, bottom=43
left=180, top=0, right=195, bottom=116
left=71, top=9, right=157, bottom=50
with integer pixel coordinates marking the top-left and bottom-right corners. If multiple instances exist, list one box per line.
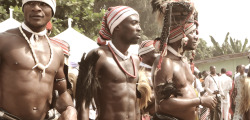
left=138, top=40, right=155, bottom=56
left=97, top=6, right=139, bottom=46
left=22, top=0, right=56, bottom=15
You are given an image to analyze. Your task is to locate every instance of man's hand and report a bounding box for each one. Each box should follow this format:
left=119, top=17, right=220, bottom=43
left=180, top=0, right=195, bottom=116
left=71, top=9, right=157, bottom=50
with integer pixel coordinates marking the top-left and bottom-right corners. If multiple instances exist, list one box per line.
left=200, top=95, right=217, bottom=109
left=213, top=90, right=219, bottom=94
left=58, top=106, right=77, bottom=120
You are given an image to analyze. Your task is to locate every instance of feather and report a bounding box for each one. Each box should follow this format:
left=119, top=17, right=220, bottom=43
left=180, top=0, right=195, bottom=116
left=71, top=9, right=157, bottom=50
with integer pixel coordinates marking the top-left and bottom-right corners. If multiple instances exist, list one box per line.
left=75, top=51, right=100, bottom=112
left=137, top=69, right=152, bottom=109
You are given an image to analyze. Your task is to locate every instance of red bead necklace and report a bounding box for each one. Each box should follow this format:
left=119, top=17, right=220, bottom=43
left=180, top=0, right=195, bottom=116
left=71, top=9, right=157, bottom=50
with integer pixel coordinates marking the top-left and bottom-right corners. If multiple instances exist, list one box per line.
left=108, top=43, right=137, bottom=78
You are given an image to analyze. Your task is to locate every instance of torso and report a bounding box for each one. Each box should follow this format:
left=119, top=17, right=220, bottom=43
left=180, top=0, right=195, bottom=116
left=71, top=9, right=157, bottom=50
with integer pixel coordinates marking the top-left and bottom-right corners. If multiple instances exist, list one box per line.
left=0, top=28, right=63, bottom=120
left=152, top=56, right=198, bottom=120
left=94, top=46, right=140, bottom=120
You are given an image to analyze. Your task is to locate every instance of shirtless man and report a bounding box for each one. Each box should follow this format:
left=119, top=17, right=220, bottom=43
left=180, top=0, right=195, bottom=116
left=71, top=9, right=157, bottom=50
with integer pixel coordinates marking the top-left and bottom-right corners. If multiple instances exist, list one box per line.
left=76, top=6, right=141, bottom=120
left=138, top=40, right=158, bottom=119
left=0, top=0, right=76, bottom=119
left=151, top=0, right=217, bottom=119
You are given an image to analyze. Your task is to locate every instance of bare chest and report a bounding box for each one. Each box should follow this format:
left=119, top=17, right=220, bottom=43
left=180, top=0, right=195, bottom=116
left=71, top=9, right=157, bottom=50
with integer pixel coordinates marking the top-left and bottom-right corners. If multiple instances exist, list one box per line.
left=172, top=61, right=194, bottom=87
left=0, top=40, right=59, bottom=74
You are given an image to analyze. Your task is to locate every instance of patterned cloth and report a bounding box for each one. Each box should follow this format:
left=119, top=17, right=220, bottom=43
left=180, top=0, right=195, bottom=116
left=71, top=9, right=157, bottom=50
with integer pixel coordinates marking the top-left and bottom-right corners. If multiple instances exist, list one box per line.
left=97, top=6, right=139, bottom=45
left=138, top=40, right=155, bottom=56
left=50, top=37, right=70, bottom=57
left=233, top=74, right=246, bottom=120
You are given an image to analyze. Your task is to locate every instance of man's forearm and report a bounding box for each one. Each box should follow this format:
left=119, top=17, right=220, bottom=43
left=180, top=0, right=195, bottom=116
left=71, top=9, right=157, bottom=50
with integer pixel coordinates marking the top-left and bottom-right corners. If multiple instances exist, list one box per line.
left=56, top=91, right=74, bottom=113
left=159, top=97, right=200, bottom=113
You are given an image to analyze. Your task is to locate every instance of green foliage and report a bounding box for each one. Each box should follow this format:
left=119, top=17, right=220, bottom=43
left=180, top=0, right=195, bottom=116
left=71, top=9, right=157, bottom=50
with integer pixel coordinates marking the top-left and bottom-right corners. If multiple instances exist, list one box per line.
left=94, top=0, right=161, bottom=41
left=194, top=38, right=213, bottom=60
left=0, top=0, right=105, bottom=40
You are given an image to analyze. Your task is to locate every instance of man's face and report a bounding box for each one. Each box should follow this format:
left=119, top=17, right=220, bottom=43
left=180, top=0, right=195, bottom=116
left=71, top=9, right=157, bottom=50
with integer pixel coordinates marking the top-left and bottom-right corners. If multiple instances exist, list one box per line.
left=239, top=65, right=245, bottom=73
left=210, top=66, right=216, bottom=74
left=184, top=26, right=199, bottom=51
left=23, top=1, right=52, bottom=29
left=143, top=50, right=159, bottom=66
left=118, top=14, right=141, bottom=44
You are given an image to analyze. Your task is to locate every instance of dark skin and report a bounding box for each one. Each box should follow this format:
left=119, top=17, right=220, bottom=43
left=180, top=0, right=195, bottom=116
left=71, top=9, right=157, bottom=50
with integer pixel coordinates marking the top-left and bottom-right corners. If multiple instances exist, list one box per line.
left=78, top=14, right=142, bottom=120
left=152, top=28, right=217, bottom=120
left=0, top=1, right=76, bottom=120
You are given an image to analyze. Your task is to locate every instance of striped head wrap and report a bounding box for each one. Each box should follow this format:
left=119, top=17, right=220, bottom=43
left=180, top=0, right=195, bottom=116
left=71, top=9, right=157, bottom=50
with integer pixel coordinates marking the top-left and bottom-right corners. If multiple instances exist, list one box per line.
left=22, top=0, right=56, bottom=15
left=138, top=40, right=155, bottom=56
left=97, top=6, right=139, bottom=46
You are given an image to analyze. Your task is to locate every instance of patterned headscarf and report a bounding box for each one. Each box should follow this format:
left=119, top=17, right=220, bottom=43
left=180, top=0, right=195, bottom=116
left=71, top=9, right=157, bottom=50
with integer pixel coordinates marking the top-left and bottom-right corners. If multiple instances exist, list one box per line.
left=138, top=40, right=155, bottom=56
left=97, top=6, right=139, bottom=46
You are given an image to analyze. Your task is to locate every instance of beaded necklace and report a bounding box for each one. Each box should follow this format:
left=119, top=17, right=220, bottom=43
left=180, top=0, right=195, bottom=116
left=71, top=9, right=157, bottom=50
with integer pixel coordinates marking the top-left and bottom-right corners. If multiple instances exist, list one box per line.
left=108, top=43, right=136, bottom=78
left=19, top=26, right=53, bottom=77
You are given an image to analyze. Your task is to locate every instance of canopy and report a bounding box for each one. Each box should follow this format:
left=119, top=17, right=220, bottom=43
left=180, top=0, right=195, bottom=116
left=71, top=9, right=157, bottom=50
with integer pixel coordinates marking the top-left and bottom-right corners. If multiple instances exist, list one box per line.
left=53, top=18, right=98, bottom=64
left=0, top=8, right=21, bottom=33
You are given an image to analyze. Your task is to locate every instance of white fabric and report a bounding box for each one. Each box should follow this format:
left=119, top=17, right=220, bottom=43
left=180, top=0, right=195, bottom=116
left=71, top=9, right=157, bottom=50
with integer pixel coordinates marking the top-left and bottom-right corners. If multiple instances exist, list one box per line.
left=194, top=78, right=204, bottom=93
left=233, top=74, right=247, bottom=120
left=21, top=22, right=47, bottom=45
left=109, top=42, right=131, bottom=60
left=139, top=62, right=152, bottom=69
left=204, top=74, right=224, bottom=95
left=219, top=74, right=233, bottom=120
left=22, top=0, right=56, bottom=15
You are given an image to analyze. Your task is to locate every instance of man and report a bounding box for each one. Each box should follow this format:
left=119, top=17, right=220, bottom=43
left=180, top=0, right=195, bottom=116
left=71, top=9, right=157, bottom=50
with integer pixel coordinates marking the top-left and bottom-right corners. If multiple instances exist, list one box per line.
left=75, top=6, right=141, bottom=120
left=138, top=40, right=158, bottom=120
left=151, top=0, right=217, bottom=120
left=0, top=0, right=77, bottom=120
left=205, top=66, right=224, bottom=120
left=219, top=68, right=232, bottom=120
left=233, top=65, right=247, bottom=120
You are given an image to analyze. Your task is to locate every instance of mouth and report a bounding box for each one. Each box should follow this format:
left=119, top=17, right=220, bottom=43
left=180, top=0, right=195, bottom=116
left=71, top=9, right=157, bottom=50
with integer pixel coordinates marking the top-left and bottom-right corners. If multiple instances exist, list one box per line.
left=136, top=35, right=141, bottom=39
left=30, top=15, right=43, bottom=19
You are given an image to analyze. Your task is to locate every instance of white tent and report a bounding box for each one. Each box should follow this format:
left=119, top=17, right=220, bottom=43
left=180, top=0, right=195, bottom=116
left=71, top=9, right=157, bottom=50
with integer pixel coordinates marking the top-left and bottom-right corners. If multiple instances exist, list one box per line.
left=54, top=18, right=98, bottom=64
left=0, top=8, right=21, bottom=33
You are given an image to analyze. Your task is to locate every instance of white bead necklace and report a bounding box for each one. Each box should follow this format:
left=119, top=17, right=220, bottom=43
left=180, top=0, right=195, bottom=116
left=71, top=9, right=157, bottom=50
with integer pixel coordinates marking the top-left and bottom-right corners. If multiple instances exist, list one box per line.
left=19, top=26, right=53, bottom=77
left=167, top=46, right=187, bottom=62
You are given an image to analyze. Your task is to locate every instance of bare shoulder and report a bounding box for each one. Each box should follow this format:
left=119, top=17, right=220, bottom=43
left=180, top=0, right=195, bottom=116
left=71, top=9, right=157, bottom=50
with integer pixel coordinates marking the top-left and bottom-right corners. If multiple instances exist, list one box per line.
left=0, top=28, right=22, bottom=53
left=152, top=56, right=174, bottom=84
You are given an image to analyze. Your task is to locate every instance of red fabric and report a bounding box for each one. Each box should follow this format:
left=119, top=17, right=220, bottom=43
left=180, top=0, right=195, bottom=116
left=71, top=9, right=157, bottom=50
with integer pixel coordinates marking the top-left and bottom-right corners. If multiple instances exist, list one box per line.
left=46, top=21, right=52, bottom=31
left=50, top=38, right=70, bottom=57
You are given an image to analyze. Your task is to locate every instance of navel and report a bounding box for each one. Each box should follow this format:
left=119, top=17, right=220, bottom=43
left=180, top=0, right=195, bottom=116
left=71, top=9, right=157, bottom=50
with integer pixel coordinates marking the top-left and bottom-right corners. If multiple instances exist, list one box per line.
left=33, top=107, right=38, bottom=111
left=14, top=62, right=18, bottom=65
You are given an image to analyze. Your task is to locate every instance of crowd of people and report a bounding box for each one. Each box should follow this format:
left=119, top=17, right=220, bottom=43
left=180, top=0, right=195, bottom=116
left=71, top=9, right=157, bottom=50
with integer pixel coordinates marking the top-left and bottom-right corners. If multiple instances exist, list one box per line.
left=0, top=0, right=249, bottom=120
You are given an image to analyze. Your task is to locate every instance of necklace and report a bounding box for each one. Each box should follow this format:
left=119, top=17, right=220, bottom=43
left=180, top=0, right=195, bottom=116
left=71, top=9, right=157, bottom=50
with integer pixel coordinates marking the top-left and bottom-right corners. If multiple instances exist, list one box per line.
left=167, top=46, right=187, bottom=62
left=109, top=42, right=130, bottom=60
left=19, top=26, right=53, bottom=77
left=108, top=43, right=136, bottom=78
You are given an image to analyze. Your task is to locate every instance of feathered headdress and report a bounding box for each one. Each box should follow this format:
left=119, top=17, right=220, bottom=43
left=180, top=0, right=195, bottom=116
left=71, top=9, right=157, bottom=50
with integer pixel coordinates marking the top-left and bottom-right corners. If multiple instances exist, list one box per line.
left=151, top=0, right=198, bottom=69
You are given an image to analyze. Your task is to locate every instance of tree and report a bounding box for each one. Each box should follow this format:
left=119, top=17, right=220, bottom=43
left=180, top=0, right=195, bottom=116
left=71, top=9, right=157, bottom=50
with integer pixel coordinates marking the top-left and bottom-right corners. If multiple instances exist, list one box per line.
left=0, top=0, right=105, bottom=40
left=94, top=0, right=162, bottom=42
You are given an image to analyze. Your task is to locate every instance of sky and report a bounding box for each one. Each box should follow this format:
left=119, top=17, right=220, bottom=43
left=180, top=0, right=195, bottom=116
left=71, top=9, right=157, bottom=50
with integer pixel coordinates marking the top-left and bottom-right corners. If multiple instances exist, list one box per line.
left=196, top=0, right=250, bottom=46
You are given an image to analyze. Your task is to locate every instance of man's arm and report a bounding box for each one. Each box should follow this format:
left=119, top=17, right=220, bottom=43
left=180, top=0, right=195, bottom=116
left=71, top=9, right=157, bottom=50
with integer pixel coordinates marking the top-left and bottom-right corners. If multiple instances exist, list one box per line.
left=54, top=48, right=77, bottom=120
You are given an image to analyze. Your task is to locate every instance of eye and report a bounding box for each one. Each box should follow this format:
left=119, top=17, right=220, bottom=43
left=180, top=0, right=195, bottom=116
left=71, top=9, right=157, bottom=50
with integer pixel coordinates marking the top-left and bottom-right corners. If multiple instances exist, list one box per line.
left=40, top=3, right=48, bottom=7
left=27, top=1, right=35, bottom=6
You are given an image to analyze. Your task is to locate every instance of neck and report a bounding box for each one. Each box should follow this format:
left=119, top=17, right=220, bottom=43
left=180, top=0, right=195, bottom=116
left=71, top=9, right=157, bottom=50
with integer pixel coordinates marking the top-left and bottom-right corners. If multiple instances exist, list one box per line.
left=24, top=21, right=46, bottom=32
left=142, top=59, right=153, bottom=66
left=111, top=40, right=130, bottom=55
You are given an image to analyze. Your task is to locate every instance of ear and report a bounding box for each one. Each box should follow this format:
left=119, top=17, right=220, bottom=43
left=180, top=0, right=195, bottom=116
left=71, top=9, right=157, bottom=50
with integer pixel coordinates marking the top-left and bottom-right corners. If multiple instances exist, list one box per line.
left=114, top=25, right=120, bottom=31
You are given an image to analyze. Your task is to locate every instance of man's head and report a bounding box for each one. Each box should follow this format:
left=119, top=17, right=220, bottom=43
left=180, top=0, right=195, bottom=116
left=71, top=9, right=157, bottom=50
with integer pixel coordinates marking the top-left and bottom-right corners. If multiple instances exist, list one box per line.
left=22, top=0, right=56, bottom=29
left=202, top=70, right=209, bottom=79
left=210, top=66, right=216, bottom=75
left=221, top=68, right=226, bottom=74
left=138, top=40, right=158, bottom=66
left=151, top=0, right=198, bottom=52
left=238, top=65, right=245, bottom=74
left=97, top=6, right=141, bottom=45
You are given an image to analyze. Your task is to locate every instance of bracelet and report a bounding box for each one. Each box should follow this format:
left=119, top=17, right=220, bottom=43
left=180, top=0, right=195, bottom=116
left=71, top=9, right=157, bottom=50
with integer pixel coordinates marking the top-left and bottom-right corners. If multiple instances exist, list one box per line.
left=199, top=97, right=202, bottom=105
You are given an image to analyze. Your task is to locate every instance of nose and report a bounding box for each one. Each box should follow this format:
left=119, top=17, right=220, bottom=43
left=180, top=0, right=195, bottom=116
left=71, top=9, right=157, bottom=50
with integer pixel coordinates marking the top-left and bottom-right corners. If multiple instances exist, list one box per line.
left=137, top=24, right=142, bottom=32
left=32, top=3, right=42, bottom=11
